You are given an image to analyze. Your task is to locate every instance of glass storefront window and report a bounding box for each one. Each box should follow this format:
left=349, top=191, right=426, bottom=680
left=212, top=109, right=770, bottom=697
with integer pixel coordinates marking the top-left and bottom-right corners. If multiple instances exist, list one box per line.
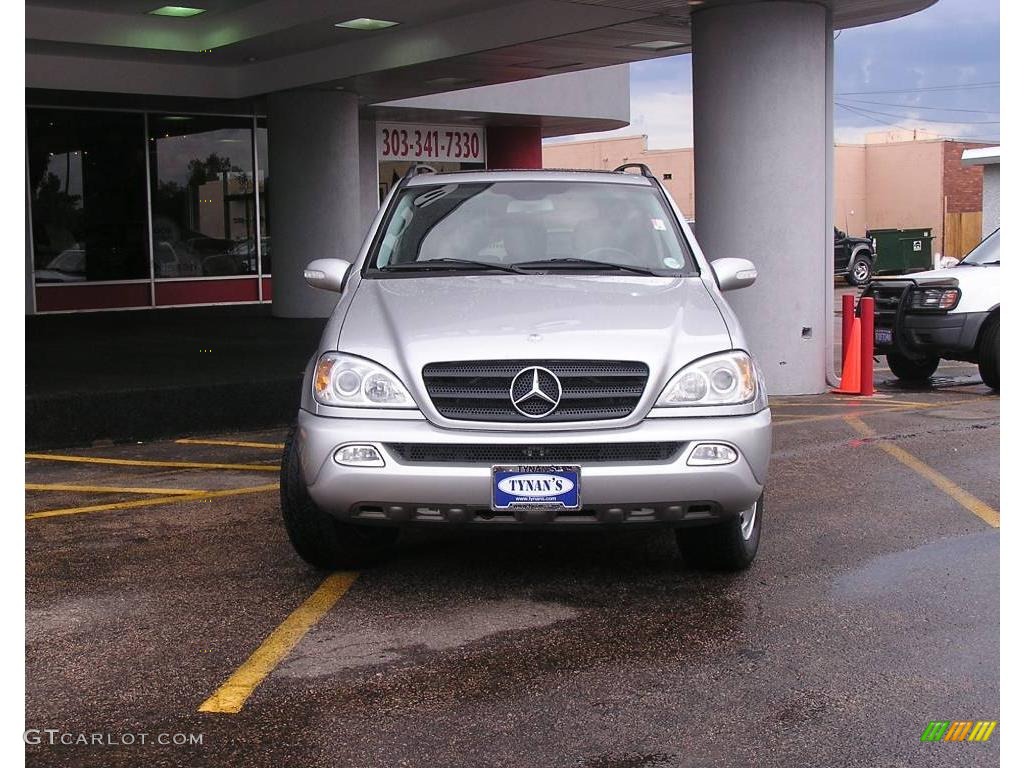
left=27, top=107, right=272, bottom=311
left=256, top=117, right=270, bottom=275
left=28, top=109, right=150, bottom=283
left=148, top=114, right=257, bottom=278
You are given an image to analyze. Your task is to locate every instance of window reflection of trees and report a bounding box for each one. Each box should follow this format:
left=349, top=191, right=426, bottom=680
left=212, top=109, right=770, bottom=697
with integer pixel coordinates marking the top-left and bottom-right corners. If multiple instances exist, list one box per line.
left=149, top=120, right=258, bottom=279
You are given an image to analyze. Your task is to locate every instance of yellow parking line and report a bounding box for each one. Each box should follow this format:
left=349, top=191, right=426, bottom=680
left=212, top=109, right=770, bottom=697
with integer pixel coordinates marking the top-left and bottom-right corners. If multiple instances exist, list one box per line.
left=176, top=438, right=285, bottom=450
left=771, top=399, right=979, bottom=428
left=771, top=398, right=963, bottom=410
left=771, top=400, right=899, bottom=408
left=772, top=414, right=842, bottom=426
left=199, top=572, right=359, bottom=714
left=26, top=483, right=205, bottom=495
left=26, top=483, right=279, bottom=521
left=773, top=411, right=893, bottom=427
left=844, top=415, right=999, bottom=528
left=25, top=453, right=279, bottom=472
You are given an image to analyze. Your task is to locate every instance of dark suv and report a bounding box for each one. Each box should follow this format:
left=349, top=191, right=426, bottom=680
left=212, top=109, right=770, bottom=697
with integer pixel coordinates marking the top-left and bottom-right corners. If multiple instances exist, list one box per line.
left=834, top=227, right=875, bottom=287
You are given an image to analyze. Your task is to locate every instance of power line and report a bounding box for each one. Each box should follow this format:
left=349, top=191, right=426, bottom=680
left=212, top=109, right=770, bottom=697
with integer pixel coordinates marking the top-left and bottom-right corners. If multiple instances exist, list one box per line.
left=834, top=103, right=999, bottom=142
left=836, top=82, right=999, bottom=96
left=835, top=102, right=1000, bottom=124
left=839, top=97, right=998, bottom=115
left=835, top=102, right=920, bottom=131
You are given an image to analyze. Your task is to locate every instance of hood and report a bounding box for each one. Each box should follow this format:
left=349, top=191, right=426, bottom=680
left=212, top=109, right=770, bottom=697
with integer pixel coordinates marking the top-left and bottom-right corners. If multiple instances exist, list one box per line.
left=840, top=235, right=872, bottom=246
left=900, top=266, right=964, bottom=282
left=877, top=263, right=998, bottom=287
left=336, top=273, right=733, bottom=411
left=872, top=264, right=999, bottom=314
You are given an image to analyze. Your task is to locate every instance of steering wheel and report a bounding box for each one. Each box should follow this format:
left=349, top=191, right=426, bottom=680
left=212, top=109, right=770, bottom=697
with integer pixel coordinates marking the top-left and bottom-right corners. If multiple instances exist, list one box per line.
left=578, top=246, right=635, bottom=261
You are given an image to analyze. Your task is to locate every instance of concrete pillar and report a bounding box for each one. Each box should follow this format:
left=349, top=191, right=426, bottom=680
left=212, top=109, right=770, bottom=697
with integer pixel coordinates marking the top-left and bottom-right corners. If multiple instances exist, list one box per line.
left=486, top=126, right=543, bottom=169
left=982, top=165, right=999, bottom=236
left=358, top=118, right=380, bottom=232
left=267, top=90, right=362, bottom=318
left=692, top=1, right=833, bottom=394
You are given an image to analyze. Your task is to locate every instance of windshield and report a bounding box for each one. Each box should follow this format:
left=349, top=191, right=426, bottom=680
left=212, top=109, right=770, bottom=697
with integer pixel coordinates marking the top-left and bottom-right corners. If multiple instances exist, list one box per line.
left=367, top=181, right=695, bottom=276
left=960, top=228, right=1000, bottom=266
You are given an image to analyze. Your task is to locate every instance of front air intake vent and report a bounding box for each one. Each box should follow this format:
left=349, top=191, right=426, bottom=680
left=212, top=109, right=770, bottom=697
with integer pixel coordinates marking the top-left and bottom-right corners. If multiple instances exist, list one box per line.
left=387, top=442, right=682, bottom=464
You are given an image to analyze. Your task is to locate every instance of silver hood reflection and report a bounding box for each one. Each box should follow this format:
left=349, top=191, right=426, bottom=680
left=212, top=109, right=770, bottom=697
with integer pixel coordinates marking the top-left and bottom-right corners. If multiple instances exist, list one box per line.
left=334, top=273, right=736, bottom=428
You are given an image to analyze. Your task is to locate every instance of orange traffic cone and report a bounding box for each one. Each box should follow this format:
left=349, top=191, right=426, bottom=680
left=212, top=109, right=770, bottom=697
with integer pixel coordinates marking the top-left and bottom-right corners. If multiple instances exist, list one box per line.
left=832, top=318, right=862, bottom=394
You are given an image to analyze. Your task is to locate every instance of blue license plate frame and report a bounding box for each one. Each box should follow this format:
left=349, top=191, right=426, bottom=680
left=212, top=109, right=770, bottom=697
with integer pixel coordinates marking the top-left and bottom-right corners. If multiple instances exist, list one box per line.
left=491, top=465, right=582, bottom=512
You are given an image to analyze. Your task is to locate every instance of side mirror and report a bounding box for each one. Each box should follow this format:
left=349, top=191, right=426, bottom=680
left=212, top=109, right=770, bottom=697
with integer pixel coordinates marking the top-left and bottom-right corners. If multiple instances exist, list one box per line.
left=711, top=258, right=757, bottom=292
left=304, top=258, right=351, bottom=292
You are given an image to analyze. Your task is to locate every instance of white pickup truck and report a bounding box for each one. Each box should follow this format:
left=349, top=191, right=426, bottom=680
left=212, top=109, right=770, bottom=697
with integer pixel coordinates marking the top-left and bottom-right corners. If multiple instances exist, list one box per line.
left=863, top=229, right=1000, bottom=389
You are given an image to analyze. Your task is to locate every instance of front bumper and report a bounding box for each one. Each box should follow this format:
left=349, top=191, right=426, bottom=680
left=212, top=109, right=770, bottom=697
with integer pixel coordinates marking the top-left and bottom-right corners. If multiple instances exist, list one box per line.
left=296, top=408, right=771, bottom=527
left=875, top=310, right=987, bottom=359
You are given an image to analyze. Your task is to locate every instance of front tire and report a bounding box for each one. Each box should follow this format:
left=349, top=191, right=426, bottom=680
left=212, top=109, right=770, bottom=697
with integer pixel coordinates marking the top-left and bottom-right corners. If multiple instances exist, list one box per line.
left=885, top=351, right=939, bottom=383
left=676, top=494, right=763, bottom=571
left=846, top=253, right=873, bottom=287
left=978, top=316, right=999, bottom=390
left=280, top=426, right=398, bottom=569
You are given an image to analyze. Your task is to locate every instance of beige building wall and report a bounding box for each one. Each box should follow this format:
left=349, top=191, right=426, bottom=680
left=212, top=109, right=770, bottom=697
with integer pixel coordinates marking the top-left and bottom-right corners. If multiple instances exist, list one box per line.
left=542, top=135, right=647, bottom=171
left=543, top=136, right=696, bottom=217
left=643, top=148, right=695, bottom=218
left=545, top=133, right=956, bottom=251
left=864, top=139, right=945, bottom=244
left=833, top=144, right=866, bottom=236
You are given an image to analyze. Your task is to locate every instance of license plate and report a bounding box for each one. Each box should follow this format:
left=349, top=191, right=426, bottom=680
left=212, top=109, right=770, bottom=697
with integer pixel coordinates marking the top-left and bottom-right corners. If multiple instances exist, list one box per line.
left=875, top=328, right=893, bottom=345
left=491, top=465, right=581, bottom=512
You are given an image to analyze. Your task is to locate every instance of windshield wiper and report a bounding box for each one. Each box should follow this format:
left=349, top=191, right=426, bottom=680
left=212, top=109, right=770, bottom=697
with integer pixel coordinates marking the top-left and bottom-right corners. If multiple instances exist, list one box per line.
left=380, top=258, right=527, bottom=274
left=513, top=258, right=661, bottom=276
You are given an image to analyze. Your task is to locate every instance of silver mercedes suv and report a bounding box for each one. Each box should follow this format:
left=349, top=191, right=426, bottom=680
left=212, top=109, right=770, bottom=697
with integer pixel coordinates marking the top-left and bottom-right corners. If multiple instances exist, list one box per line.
left=282, top=165, right=772, bottom=571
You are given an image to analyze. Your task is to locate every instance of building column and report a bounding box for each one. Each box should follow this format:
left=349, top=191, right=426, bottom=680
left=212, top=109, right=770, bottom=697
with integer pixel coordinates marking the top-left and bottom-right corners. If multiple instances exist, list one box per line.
left=267, top=90, right=362, bottom=318
left=358, top=118, right=380, bottom=232
left=486, top=126, right=543, bottom=169
left=692, top=1, right=833, bottom=394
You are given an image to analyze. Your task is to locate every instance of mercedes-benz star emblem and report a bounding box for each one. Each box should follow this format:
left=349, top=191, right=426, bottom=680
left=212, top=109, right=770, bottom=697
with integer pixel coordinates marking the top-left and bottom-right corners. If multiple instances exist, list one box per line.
left=509, top=366, right=562, bottom=419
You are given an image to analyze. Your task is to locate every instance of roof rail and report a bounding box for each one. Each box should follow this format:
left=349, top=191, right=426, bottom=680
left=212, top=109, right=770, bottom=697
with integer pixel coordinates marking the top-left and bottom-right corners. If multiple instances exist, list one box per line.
left=613, top=162, right=656, bottom=179
left=389, top=164, right=438, bottom=196
left=401, top=163, right=438, bottom=182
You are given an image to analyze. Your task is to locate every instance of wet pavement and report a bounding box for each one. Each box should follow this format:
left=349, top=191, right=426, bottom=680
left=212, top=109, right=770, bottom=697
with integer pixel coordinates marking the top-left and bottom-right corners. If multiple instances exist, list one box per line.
left=25, top=366, right=998, bottom=767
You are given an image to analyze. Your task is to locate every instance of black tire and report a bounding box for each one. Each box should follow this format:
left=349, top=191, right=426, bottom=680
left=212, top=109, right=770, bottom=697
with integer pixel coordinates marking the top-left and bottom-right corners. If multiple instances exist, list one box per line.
left=978, top=315, right=999, bottom=390
left=846, top=253, right=873, bottom=286
left=280, top=426, right=398, bottom=569
left=885, top=351, right=939, bottom=383
left=676, top=494, right=763, bottom=571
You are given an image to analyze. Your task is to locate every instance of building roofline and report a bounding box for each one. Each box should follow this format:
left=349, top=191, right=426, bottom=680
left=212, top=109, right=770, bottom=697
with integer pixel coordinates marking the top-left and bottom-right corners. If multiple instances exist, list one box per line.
left=961, top=146, right=1001, bottom=166
left=543, top=134, right=647, bottom=147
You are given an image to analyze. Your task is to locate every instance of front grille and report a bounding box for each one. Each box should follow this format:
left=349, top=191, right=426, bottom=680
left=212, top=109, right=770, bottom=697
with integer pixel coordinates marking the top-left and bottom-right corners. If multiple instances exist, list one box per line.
left=864, top=282, right=911, bottom=330
left=386, top=442, right=683, bottom=464
left=422, top=360, right=649, bottom=422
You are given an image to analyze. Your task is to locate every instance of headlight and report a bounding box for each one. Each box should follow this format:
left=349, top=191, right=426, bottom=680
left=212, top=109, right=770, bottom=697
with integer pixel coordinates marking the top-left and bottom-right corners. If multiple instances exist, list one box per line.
left=313, top=353, right=415, bottom=408
left=656, top=351, right=757, bottom=407
left=909, top=287, right=960, bottom=311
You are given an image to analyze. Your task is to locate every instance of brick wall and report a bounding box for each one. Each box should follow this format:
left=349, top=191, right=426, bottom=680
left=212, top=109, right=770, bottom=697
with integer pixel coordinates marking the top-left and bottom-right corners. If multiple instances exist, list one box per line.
left=942, top=141, right=985, bottom=213
left=941, top=141, right=990, bottom=256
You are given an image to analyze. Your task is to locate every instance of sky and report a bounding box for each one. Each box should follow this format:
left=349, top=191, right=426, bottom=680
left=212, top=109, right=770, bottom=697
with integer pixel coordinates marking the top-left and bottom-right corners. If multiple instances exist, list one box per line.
left=545, top=0, right=999, bottom=148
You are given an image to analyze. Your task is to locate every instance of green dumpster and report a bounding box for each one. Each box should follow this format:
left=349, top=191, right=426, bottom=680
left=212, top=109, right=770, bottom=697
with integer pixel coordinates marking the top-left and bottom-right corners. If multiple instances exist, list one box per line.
left=867, top=227, right=934, bottom=274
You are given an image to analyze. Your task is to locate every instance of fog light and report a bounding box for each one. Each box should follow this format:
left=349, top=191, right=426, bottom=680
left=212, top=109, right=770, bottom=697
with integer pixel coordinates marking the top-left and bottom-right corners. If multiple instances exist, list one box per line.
left=334, top=444, right=385, bottom=467
left=687, top=443, right=738, bottom=466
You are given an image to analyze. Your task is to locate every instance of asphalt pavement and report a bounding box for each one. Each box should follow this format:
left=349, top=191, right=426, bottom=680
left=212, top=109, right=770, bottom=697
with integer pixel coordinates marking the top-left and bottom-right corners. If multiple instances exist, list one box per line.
left=25, top=362, right=999, bottom=767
